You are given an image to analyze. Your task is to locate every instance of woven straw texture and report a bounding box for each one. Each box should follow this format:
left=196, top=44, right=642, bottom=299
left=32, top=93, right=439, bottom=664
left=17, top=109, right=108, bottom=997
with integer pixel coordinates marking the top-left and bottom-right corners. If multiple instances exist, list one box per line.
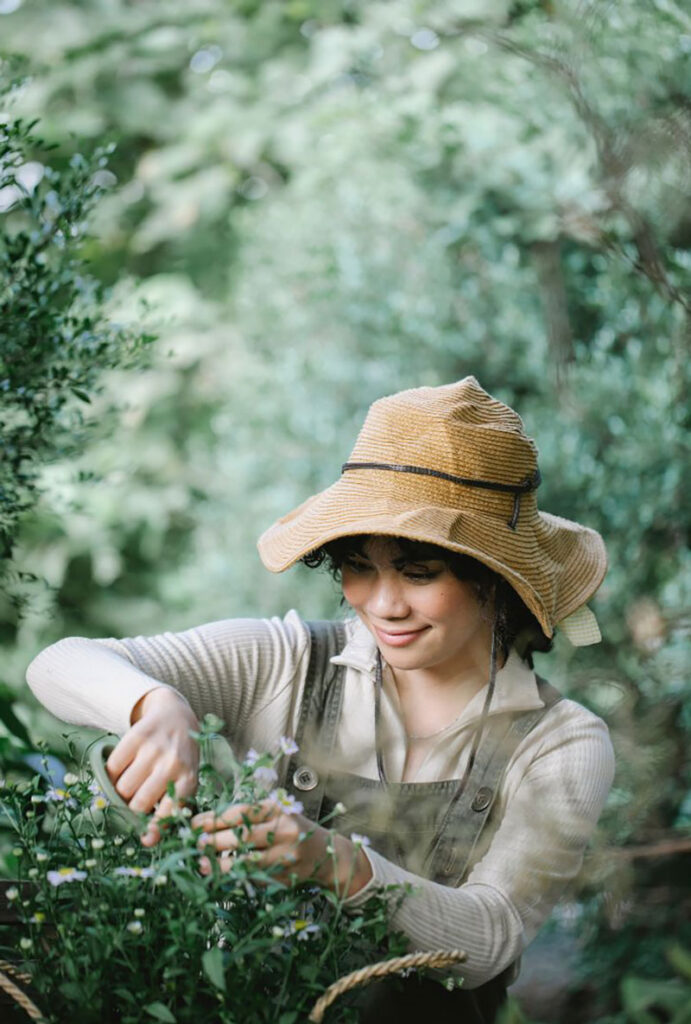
left=257, top=377, right=607, bottom=638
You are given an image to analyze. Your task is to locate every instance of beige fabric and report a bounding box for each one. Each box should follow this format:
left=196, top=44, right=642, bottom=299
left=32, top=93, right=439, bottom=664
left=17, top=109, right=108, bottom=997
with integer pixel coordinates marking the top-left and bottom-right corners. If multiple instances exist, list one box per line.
left=257, top=378, right=608, bottom=639
left=26, top=611, right=614, bottom=989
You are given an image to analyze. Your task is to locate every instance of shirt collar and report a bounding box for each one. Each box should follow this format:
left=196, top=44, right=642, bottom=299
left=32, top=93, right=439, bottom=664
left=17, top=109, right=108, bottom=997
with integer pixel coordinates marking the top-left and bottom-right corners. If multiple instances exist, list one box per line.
left=331, top=617, right=545, bottom=719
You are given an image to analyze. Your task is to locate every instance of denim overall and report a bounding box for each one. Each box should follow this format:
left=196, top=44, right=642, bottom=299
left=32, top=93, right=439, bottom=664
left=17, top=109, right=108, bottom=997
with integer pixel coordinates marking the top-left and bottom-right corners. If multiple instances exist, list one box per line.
left=284, top=622, right=562, bottom=1023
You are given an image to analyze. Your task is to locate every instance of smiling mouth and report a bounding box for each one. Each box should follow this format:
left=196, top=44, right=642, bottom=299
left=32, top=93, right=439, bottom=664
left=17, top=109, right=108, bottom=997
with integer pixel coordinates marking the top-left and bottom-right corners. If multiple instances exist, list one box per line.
left=373, top=625, right=430, bottom=647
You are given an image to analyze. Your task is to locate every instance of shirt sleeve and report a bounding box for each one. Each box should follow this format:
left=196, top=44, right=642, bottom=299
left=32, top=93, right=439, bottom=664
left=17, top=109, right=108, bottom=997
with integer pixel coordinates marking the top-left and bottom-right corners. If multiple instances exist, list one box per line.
left=25, top=610, right=311, bottom=744
left=344, top=704, right=615, bottom=989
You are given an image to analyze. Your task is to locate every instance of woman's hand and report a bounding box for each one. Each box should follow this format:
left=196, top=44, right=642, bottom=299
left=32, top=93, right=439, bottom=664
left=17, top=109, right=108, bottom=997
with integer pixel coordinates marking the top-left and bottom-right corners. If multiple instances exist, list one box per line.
left=106, top=686, right=200, bottom=846
left=191, top=799, right=373, bottom=898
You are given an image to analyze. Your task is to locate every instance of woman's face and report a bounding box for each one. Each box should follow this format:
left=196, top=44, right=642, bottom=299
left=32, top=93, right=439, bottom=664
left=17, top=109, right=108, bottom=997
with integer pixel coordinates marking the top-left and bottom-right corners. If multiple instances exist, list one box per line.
left=340, top=538, right=493, bottom=678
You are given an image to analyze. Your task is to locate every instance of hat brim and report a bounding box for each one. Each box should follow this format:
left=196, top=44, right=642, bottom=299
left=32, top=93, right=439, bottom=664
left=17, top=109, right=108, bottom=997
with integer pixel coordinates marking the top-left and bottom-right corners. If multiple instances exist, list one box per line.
left=257, top=473, right=607, bottom=638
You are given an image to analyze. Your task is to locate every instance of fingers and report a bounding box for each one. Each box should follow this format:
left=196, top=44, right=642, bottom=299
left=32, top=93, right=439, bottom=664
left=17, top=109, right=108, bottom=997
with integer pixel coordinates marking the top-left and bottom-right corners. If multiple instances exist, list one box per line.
left=141, top=774, right=198, bottom=847
left=106, top=730, right=140, bottom=784
left=191, top=799, right=276, bottom=834
left=198, top=817, right=294, bottom=853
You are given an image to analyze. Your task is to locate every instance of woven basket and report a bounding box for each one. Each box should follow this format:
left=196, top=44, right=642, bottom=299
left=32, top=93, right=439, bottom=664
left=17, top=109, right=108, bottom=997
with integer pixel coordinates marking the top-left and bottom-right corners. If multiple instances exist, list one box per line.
left=0, top=948, right=467, bottom=1023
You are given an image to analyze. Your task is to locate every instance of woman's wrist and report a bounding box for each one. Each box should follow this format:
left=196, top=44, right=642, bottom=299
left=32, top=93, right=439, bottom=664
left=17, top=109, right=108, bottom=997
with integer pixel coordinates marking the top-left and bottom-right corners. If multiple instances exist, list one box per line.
left=327, top=832, right=373, bottom=898
left=130, top=685, right=195, bottom=725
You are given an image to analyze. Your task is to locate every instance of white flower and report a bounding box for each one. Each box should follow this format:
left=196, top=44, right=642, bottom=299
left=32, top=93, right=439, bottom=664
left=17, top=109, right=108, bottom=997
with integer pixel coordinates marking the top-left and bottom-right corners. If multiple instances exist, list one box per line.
left=45, top=787, right=77, bottom=808
left=325, top=843, right=334, bottom=855
left=35, top=852, right=48, bottom=863
left=19, top=938, right=32, bottom=951
left=133, top=907, right=145, bottom=918
left=269, top=789, right=303, bottom=816
left=284, top=918, right=320, bottom=941
left=126, top=920, right=143, bottom=934
left=47, top=867, right=87, bottom=887
left=153, top=874, right=168, bottom=886
left=114, top=866, right=155, bottom=879
left=12, top=847, right=23, bottom=857
left=244, top=748, right=260, bottom=766
left=333, top=802, right=347, bottom=815
left=350, top=833, right=371, bottom=848
left=30, top=794, right=44, bottom=805
left=85, top=858, right=97, bottom=869
left=124, top=846, right=136, bottom=857
left=278, top=736, right=299, bottom=756
left=271, top=925, right=284, bottom=939
left=91, top=838, right=105, bottom=850
left=27, top=868, right=38, bottom=879
left=90, top=795, right=109, bottom=811
left=5, top=887, right=18, bottom=901
left=252, top=765, right=278, bottom=788
left=179, top=806, right=192, bottom=818
left=63, top=772, right=79, bottom=786
left=113, top=836, right=124, bottom=846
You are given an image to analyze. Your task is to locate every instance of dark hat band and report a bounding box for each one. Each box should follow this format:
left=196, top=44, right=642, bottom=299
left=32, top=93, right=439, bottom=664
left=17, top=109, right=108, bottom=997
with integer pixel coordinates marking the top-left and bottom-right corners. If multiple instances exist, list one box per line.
left=341, top=461, right=542, bottom=530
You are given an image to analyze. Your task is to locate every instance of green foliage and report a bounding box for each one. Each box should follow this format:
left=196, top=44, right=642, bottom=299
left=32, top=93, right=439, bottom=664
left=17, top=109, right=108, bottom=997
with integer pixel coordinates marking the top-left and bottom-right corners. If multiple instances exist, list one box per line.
left=0, top=95, right=153, bottom=600
left=0, top=721, right=409, bottom=1023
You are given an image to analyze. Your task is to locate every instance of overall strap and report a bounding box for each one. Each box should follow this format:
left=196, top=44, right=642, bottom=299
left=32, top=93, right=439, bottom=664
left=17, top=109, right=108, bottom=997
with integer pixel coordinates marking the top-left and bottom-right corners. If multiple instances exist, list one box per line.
left=427, top=676, right=563, bottom=886
left=283, top=619, right=348, bottom=822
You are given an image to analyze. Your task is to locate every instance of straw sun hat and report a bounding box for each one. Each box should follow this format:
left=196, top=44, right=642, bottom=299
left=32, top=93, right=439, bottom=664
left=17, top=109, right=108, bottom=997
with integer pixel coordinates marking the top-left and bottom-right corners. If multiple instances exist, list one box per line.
left=257, top=377, right=606, bottom=645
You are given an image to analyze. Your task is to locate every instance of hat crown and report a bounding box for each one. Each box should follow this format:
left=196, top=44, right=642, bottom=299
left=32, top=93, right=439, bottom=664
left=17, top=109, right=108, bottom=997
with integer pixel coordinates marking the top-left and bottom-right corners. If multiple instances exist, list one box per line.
left=350, top=377, right=538, bottom=484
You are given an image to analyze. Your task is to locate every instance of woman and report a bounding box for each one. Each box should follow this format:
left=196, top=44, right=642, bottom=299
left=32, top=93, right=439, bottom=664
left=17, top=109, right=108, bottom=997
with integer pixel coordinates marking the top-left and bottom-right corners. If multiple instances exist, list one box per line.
left=26, top=377, right=615, bottom=1022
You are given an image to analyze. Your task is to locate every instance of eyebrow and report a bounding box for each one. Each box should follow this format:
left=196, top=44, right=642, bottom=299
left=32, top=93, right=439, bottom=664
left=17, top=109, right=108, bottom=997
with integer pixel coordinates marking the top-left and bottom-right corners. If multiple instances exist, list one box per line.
left=391, top=556, right=443, bottom=570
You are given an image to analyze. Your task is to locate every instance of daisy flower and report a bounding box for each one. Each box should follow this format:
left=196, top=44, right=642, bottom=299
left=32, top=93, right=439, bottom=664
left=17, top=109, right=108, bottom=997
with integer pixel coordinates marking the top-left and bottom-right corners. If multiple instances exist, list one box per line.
left=47, top=867, right=87, bottom=887
left=284, top=918, right=320, bottom=941
left=114, top=866, right=155, bottom=879
left=252, top=765, right=278, bottom=789
left=278, top=737, right=299, bottom=757
left=46, top=788, right=77, bottom=808
left=350, top=833, right=371, bottom=848
left=269, top=789, right=303, bottom=816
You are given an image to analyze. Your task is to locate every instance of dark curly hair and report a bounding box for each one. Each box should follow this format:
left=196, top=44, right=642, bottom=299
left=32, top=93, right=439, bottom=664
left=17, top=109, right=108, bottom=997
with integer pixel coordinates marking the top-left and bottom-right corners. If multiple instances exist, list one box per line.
left=302, top=534, right=552, bottom=667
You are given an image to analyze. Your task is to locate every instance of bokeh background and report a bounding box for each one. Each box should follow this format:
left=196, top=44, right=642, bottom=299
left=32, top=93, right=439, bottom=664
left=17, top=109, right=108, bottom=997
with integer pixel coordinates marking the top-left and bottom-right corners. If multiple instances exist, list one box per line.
left=1, top=1, right=689, bottom=1021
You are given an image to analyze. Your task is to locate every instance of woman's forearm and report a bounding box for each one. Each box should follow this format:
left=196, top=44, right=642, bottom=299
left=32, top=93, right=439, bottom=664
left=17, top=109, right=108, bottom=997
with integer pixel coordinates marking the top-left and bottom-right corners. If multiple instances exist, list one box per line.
left=26, top=636, right=179, bottom=736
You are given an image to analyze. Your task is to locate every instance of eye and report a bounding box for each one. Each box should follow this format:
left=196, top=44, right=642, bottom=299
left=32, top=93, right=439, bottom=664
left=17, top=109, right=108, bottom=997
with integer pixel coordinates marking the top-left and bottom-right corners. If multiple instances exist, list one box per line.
left=402, top=565, right=441, bottom=583
left=342, top=557, right=372, bottom=574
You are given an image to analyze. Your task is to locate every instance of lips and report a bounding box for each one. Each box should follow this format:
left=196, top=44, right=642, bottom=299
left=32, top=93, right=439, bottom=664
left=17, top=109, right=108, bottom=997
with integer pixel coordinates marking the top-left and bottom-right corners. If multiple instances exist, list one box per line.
left=373, top=625, right=430, bottom=648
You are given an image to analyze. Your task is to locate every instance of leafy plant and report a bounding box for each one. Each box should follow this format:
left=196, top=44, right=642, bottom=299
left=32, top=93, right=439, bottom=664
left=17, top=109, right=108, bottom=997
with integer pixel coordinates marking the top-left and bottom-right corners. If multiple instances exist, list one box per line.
left=0, top=97, right=154, bottom=604
left=0, top=717, right=411, bottom=1023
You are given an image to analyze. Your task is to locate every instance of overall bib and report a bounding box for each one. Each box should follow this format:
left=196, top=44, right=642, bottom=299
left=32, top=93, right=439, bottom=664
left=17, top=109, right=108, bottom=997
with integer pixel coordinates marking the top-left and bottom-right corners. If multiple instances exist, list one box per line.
left=284, top=622, right=562, bottom=1023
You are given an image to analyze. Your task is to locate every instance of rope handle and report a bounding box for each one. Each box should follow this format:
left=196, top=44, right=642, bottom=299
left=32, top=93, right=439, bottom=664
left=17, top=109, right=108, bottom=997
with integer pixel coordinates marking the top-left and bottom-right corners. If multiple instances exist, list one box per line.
left=0, top=960, right=45, bottom=1021
left=0, top=949, right=466, bottom=1024
left=307, top=948, right=467, bottom=1023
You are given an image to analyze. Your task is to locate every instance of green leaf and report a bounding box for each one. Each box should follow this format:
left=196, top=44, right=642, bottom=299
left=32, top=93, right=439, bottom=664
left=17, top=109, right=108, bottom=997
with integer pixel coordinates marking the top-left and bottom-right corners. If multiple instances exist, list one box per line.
left=144, top=1003, right=177, bottom=1022
left=202, top=946, right=226, bottom=992
left=277, top=1013, right=298, bottom=1024
left=69, top=387, right=92, bottom=403
left=0, top=683, right=32, bottom=746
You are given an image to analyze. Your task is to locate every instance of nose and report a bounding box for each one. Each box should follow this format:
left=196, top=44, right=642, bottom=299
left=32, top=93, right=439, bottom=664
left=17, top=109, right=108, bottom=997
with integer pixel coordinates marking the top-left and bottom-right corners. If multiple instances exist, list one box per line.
left=366, top=574, right=410, bottom=620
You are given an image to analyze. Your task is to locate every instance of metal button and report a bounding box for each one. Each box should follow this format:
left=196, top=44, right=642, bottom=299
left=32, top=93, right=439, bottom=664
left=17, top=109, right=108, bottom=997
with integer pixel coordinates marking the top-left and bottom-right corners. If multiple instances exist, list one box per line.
left=292, top=765, right=319, bottom=792
left=471, top=786, right=493, bottom=813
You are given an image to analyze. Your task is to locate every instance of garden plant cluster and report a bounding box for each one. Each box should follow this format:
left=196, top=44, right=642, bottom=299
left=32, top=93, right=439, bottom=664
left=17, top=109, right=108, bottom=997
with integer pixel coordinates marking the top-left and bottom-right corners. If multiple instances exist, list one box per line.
left=0, top=717, right=409, bottom=1024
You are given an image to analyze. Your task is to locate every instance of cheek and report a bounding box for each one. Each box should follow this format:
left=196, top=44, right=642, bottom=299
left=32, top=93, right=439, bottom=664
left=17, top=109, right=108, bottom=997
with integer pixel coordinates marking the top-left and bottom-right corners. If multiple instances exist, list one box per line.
left=419, top=585, right=483, bottom=626
left=341, top=574, right=367, bottom=609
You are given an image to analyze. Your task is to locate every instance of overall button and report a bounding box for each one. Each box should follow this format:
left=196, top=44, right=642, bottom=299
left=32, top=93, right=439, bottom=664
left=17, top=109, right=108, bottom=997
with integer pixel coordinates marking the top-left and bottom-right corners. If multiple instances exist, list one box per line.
left=293, top=765, right=319, bottom=791
left=471, top=786, right=493, bottom=812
